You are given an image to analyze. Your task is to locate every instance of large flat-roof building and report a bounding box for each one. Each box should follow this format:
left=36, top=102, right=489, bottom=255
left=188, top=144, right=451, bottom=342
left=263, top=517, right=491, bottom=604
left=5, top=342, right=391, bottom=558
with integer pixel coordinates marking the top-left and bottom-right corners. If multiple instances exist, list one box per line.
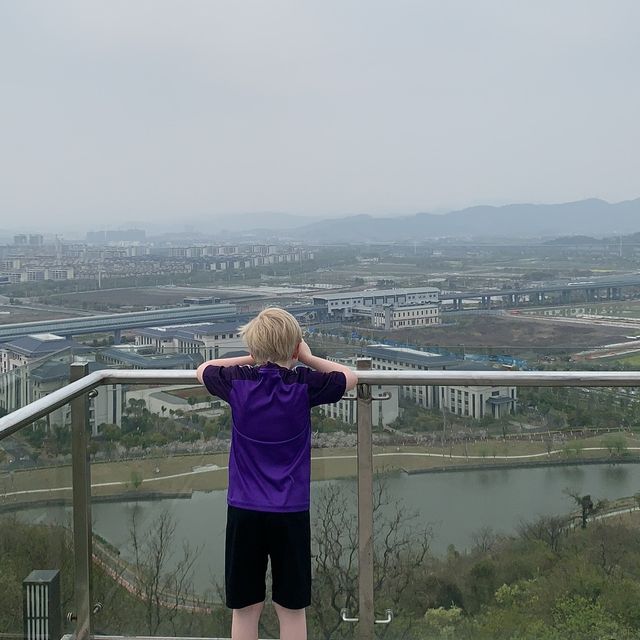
left=313, top=287, right=440, bottom=319
left=132, top=321, right=243, bottom=359
left=0, top=345, right=199, bottom=436
left=0, top=333, right=84, bottom=374
left=364, top=345, right=516, bottom=420
left=29, top=360, right=124, bottom=435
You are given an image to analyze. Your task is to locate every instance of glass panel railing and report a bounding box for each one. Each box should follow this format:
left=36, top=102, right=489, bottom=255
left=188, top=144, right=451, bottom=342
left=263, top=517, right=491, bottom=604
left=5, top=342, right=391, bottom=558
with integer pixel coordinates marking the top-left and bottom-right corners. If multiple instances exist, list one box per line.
left=81, top=359, right=227, bottom=637
left=83, top=345, right=364, bottom=638
left=309, top=348, right=360, bottom=640
left=368, top=378, right=640, bottom=640
left=4, top=338, right=640, bottom=639
left=0, top=354, right=79, bottom=638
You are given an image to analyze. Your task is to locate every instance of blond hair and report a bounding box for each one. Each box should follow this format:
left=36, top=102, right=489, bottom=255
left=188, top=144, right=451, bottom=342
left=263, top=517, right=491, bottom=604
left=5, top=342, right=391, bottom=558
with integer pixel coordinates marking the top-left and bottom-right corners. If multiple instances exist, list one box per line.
left=239, top=307, right=303, bottom=365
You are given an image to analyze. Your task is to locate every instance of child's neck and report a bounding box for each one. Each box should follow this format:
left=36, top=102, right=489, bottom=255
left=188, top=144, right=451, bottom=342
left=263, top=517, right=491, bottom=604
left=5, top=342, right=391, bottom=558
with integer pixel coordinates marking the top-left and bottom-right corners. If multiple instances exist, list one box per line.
left=265, top=359, right=294, bottom=369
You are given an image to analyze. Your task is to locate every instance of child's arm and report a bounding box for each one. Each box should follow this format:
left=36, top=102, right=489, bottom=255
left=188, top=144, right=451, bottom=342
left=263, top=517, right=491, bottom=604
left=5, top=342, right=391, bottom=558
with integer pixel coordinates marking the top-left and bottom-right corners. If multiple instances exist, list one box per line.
left=296, top=341, right=358, bottom=391
left=196, top=354, right=255, bottom=384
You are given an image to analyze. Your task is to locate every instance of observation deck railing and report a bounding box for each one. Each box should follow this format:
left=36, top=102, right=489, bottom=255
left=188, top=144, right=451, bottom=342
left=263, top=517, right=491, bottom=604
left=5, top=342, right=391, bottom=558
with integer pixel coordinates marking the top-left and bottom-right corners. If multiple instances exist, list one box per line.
left=2, top=363, right=640, bottom=640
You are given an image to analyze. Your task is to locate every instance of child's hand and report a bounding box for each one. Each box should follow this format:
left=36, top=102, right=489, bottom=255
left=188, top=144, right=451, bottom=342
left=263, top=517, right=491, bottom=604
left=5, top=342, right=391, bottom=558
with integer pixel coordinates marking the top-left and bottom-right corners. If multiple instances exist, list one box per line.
left=297, top=340, right=312, bottom=363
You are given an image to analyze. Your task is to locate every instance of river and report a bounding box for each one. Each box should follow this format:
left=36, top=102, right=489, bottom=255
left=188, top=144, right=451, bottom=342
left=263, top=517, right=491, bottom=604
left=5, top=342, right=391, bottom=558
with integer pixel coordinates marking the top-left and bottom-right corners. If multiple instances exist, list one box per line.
left=15, top=463, right=640, bottom=594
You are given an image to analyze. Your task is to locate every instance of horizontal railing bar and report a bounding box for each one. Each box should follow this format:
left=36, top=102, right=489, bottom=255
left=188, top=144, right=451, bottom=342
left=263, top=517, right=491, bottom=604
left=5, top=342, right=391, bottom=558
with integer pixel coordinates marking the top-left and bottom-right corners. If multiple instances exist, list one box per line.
left=360, top=370, right=640, bottom=387
left=98, top=369, right=199, bottom=386
left=0, top=369, right=199, bottom=440
left=81, top=368, right=640, bottom=387
left=2, top=368, right=640, bottom=442
left=0, top=371, right=104, bottom=440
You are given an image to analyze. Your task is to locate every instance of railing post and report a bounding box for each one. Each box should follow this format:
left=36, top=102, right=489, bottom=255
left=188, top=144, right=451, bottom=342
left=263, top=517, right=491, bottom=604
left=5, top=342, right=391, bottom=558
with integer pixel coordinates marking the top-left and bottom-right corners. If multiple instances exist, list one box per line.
left=356, top=358, right=374, bottom=640
left=70, top=363, right=92, bottom=640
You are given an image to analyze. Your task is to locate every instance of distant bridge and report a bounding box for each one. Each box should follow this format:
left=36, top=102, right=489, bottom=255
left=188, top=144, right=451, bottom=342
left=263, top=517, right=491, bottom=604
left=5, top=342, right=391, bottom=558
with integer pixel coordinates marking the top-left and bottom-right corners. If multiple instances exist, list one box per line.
left=439, top=275, right=640, bottom=309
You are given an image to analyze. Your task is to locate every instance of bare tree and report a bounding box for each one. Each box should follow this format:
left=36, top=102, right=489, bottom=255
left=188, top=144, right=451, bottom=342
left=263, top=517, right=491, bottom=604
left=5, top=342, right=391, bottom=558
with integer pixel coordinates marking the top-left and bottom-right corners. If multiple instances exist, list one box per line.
left=310, top=479, right=432, bottom=640
left=129, top=507, right=201, bottom=635
left=517, top=515, right=568, bottom=552
left=471, top=526, right=502, bottom=554
left=311, top=483, right=359, bottom=639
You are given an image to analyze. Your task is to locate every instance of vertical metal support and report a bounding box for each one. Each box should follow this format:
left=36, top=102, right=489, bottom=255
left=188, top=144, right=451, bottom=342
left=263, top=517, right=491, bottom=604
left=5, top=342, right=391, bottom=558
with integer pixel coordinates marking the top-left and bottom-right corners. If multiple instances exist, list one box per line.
left=356, top=358, right=374, bottom=640
left=70, top=363, right=92, bottom=640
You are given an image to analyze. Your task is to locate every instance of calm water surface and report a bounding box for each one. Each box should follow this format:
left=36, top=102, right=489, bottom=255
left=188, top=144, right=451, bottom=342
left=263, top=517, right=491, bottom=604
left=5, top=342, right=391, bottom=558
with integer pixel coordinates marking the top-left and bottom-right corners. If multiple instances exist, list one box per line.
left=18, top=463, right=640, bottom=593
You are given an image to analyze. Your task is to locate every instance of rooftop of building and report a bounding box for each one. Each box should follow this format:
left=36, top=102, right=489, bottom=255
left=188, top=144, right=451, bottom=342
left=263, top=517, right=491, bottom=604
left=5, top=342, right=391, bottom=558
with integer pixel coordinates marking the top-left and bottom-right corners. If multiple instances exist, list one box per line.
left=0, top=334, right=85, bottom=357
left=363, top=344, right=459, bottom=368
left=312, top=286, right=440, bottom=301
left=133, top=321, right=240, bottom=340
left=29, top=360, right=70, bottom=382
left=362, top=344, right=514, bottom=374
left=97, top=347, right=199, bottom=369
left=27, top=348, right=208, bottom=382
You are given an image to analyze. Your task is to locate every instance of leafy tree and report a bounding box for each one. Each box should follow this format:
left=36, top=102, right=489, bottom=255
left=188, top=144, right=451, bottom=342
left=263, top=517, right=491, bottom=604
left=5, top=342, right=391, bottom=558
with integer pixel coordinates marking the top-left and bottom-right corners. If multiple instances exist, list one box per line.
left=467, top=559, right=498, bottom=612
left=602, top=434, right=628, bottom=457
left=565, top=490, right=595, bottom=529
left=550, top=595, right=627, bottom=640
left=99, top=423, right=121, bottom=441
left=422, top=605, right=463, bottom=639
left=130, top=471, right=143, bottom=490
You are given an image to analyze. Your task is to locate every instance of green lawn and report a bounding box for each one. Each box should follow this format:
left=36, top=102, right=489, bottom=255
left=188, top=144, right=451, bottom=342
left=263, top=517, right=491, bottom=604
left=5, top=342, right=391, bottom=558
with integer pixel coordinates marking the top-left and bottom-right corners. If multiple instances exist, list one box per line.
left=605, top=353, right=640, bottom=367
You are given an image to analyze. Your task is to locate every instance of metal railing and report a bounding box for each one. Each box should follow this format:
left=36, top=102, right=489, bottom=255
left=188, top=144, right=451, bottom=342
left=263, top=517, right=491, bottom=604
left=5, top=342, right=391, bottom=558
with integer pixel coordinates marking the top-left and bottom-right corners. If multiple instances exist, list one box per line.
left=1, top=364, right=640, bottom=640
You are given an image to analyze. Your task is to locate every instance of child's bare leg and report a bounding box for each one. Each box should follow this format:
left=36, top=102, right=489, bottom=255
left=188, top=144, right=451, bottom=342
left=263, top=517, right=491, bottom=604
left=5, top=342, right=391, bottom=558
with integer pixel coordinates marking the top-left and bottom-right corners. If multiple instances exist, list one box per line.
left=273, top=602, right=307, bottom=640
left=232, top=602, right=264, bottom=640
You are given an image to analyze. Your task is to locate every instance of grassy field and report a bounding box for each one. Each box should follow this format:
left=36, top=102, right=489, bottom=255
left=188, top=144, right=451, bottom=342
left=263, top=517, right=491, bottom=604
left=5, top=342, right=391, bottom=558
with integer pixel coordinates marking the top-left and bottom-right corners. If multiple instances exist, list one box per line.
left=3, top=433, right=639, bottom=507
left=604, top=353, right=640, bottom=367
left=47, top=285, right=258, bottom=308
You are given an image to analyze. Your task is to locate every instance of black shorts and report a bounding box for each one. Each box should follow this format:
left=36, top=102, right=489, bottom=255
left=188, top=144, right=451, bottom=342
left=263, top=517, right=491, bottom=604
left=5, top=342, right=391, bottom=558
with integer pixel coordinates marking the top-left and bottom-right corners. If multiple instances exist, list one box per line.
left=225, top=505, right=311, bottom=610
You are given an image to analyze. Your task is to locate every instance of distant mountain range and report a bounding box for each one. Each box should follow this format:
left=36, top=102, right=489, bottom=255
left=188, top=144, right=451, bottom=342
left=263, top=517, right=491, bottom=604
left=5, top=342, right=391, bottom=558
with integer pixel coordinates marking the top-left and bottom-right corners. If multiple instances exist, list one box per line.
left=9, top=198, right=639, bottom=242
left=223, top=198, right=640, bottom=242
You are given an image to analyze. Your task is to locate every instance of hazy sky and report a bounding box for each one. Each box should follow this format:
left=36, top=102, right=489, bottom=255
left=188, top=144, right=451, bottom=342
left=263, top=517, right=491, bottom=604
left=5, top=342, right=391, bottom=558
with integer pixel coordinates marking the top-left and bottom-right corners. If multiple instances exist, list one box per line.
left=1, top=1, right=639, bottom=229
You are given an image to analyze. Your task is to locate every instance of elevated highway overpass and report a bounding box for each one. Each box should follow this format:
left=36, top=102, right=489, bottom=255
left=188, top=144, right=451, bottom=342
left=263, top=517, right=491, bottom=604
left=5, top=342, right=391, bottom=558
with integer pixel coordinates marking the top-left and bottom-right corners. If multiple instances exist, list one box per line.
left=440, top=274, right=640, bottom=309
left=0, top=302, right=326, bottom=343
left=0, top=303, right=238, bottom=343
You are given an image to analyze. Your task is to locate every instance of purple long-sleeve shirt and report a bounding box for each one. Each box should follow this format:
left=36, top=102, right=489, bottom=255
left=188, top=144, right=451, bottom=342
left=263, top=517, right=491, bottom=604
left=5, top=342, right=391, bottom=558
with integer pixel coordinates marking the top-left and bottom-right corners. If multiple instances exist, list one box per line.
left=202, top=362, right=346, bottom=512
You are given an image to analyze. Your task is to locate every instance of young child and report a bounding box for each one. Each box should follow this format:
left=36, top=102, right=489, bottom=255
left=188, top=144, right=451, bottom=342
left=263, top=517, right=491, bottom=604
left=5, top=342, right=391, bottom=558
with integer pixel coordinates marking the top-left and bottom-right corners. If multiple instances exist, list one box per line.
left=196, top=307, right=357, bottom=640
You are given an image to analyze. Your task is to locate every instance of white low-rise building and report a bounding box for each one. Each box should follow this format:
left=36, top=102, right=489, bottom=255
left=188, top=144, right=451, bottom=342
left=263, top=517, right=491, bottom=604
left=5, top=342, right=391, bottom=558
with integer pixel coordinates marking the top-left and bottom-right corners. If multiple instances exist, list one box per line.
left=320, top=382, right=400, bottom=427
left=125, top=386, right=217, bottom=416
left=313, top=287, right=440, bottom=318
left=372, top=302, right=440, bottom=330
left=316, top=357, right=400, bottom=427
